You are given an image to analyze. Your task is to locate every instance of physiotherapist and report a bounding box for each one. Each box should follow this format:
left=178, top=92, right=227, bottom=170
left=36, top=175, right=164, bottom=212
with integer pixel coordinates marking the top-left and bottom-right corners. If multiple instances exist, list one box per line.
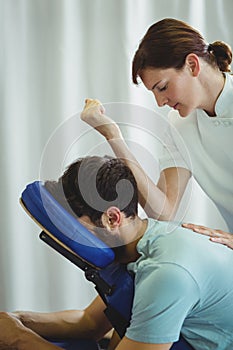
left=81, top=17, right=233, bottom=249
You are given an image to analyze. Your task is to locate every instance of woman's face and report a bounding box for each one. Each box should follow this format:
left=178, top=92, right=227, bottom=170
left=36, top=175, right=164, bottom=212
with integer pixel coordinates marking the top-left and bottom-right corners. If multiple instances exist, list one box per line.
left=140, top=66, right=200, bottom=117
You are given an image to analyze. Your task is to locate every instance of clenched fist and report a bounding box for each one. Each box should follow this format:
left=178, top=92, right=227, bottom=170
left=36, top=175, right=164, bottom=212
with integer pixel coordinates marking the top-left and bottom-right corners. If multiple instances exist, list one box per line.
left=80, top=99, right=122, bottom=140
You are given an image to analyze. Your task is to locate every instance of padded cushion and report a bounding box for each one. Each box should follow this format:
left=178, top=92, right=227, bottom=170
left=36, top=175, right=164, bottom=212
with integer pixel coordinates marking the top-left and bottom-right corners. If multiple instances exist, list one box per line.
left=50, top=339, right=100, bottom=350
left=21, top=181, right=115, bottom=268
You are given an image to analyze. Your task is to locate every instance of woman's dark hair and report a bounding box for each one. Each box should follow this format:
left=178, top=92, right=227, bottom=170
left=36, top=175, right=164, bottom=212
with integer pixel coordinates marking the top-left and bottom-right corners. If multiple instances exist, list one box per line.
left=45, top=156, right=138, bottom=226
left=132, top=18, right=232, bottom=84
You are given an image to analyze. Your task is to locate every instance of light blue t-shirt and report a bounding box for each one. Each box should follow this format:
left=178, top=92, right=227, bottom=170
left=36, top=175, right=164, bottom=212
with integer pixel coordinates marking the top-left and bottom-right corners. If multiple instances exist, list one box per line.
left=126, top=219, right=233, bottom=349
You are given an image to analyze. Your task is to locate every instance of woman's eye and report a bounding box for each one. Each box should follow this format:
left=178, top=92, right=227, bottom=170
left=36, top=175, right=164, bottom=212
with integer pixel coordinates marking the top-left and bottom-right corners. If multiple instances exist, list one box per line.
left=158, top=84, right=168, bottom=92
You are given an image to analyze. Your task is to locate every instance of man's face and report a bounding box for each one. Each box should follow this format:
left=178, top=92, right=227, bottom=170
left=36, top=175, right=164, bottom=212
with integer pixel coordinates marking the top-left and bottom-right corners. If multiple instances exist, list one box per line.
left=78, top=214, right=125, bottom=248
left=78, top=215, right=100, bottom=235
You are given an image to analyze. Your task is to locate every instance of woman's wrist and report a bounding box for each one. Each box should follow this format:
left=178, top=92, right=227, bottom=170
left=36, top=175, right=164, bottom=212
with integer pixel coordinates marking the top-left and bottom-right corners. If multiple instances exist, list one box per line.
left=105, top=124, right=122, bottom=141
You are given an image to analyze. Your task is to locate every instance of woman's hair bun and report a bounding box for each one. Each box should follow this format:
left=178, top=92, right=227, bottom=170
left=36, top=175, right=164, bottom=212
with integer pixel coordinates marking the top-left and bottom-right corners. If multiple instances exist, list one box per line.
left=209, top=41, right=232, bottom=72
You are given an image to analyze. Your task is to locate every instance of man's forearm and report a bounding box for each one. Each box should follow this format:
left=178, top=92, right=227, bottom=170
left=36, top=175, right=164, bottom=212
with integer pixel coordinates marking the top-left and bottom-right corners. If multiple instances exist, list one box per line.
left=16, top=310, right=87, bottom=339
left=16, top=328, right=60, bottom=350
left=0, top=312, right=60, bottom=350
left=16, top=296, right=112, bottom=341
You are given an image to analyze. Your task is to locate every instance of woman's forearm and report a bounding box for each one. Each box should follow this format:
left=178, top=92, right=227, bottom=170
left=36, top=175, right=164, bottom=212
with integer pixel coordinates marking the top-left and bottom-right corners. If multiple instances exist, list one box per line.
left=108, top=137, right=189, bottom=220
left=108, top=137, right=164, bottom=217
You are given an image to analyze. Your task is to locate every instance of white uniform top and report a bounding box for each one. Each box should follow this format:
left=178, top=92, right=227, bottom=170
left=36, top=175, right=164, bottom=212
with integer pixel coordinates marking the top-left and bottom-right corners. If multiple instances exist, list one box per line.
left=159, top=73, right=233, bottom=232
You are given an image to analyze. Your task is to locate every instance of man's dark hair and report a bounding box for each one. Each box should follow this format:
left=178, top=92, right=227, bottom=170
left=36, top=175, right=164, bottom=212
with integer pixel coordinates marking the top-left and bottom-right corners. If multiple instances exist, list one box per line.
left=45, top=156, right=138, bottom=226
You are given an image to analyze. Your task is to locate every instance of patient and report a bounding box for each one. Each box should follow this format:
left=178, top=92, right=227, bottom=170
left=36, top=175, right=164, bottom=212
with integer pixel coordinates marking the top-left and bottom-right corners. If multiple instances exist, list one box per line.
left=1, top=155, right=233, bottom=350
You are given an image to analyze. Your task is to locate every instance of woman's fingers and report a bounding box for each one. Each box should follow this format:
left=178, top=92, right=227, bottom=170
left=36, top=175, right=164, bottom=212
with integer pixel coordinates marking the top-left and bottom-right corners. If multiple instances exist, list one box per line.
left=182, top=223, right=213, bottom=235
left=182, top=223, right=233, bottom=249
left=210, top=236, right=233, bottom=249
left=183, top=222, right=222, bottom=237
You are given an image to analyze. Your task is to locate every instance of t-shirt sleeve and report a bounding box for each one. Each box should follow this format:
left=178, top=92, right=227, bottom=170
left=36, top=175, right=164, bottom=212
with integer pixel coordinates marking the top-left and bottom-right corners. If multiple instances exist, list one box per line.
left=126, top=263, right=199, bottom=344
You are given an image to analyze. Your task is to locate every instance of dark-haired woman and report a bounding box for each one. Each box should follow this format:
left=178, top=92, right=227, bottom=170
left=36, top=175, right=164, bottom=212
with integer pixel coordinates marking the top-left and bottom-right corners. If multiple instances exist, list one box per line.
left=81, top=18, right=233, bottom=249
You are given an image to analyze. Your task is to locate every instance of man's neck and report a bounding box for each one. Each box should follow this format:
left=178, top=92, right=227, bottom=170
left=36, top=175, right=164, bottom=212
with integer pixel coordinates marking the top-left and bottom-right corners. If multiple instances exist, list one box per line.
left=115, top=217, right=148, bottom=263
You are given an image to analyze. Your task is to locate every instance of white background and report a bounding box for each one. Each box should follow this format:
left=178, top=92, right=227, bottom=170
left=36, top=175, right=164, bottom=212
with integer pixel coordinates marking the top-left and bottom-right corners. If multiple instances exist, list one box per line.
left=0, top=0, right=232, bottom=312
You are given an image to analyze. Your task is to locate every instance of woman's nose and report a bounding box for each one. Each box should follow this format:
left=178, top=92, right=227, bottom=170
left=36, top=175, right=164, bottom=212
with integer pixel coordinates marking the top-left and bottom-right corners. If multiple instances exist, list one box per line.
left=154, top=93, right=168, bottom=107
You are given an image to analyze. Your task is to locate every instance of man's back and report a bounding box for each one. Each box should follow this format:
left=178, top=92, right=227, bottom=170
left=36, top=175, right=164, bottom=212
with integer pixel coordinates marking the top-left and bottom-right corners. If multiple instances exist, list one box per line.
left=126, top=219, right=233, bottom=350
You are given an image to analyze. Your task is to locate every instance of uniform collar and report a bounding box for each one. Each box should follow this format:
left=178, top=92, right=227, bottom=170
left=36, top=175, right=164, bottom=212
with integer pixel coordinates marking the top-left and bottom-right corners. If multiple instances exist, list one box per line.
left=215, top=73, right=233, bottom=118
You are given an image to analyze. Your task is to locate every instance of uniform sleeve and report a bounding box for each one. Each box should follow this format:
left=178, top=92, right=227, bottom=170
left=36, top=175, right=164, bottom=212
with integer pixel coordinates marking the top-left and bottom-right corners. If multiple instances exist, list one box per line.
left=126, top=263, right=200, bottom=344
left=159, top=111, right=191, bottom=172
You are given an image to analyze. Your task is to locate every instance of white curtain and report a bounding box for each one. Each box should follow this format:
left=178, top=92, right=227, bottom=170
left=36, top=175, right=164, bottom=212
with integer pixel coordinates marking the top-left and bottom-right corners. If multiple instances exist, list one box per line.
left=1, top=0, right=232, bottom=312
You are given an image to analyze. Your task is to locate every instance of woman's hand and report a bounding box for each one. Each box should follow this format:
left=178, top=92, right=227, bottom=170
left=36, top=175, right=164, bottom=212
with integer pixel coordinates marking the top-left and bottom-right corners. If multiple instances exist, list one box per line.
left=182, top=223, right=233, bottom=249
left=80, top=98, right=122, bottom=140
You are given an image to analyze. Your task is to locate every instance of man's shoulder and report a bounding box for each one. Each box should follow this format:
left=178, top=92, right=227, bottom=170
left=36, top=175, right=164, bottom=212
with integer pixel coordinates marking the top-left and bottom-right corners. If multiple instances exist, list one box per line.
left=140, top=219, right=227, bottom=267
left=143, top=219, right=191, bottom=242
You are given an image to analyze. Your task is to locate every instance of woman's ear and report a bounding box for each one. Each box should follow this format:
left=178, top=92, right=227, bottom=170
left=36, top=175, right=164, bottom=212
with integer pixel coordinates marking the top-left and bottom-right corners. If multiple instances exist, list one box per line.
left=102, top=206, right=122, bottom=229
left=185, top=53, right=200, bottom=77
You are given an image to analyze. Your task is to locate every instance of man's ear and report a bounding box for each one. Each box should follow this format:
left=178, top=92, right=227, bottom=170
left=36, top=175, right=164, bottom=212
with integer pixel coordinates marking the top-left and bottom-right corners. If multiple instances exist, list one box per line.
left=185, top=53, right=200, bottom=77
left=101, top=206, right=122, bottom=229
